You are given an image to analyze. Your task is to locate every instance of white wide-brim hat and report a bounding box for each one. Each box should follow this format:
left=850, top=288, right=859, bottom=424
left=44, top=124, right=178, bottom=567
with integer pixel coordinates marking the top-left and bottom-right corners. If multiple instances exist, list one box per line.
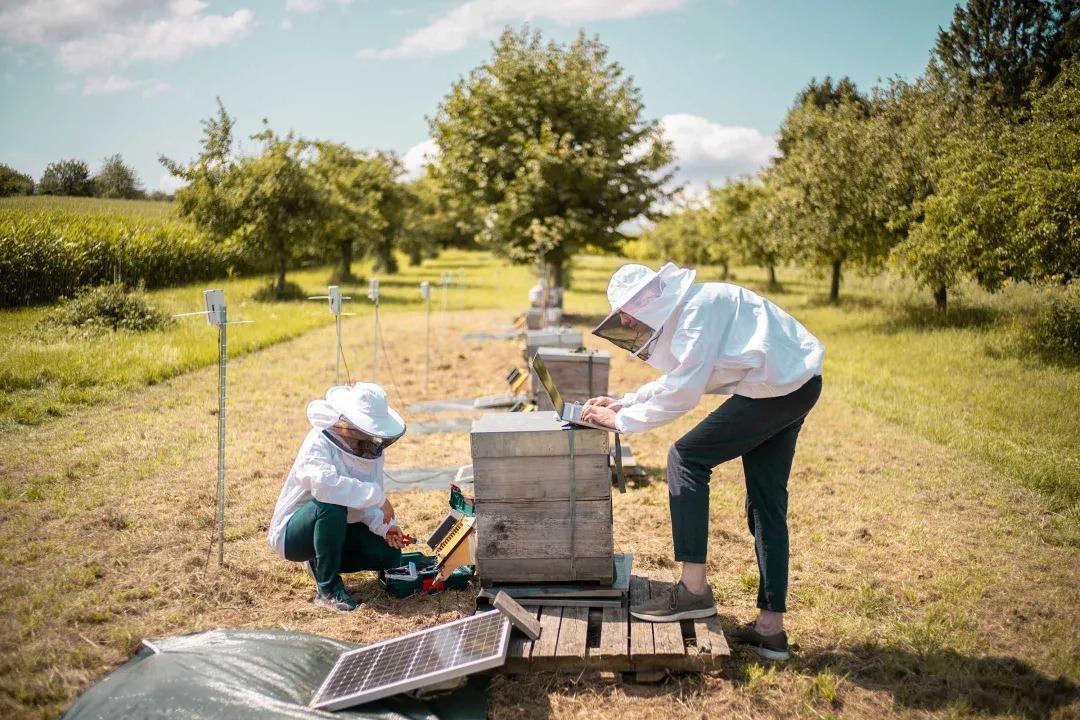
left=325, top=382, right=406, bottom=439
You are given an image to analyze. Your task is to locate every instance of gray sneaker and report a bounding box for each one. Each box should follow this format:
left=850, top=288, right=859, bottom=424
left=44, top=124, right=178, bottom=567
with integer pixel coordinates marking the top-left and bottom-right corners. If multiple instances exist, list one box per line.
left=728, top=622, right=790, bottom=660
left=630, top=581, right=717, bottom=622
left=314, top=581, right=359, bottom=613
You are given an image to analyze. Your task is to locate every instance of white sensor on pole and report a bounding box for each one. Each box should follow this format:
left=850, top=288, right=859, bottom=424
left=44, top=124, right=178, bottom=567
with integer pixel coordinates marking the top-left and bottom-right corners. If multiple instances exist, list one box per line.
left=203, top=289, right=226, bottom=326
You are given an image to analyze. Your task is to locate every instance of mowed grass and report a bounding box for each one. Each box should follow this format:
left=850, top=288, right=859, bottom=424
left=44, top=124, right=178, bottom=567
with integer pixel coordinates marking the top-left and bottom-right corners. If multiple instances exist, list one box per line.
left=0, top=250, right=533, bottom=430
left=0, top=307, right=1076, bottom=719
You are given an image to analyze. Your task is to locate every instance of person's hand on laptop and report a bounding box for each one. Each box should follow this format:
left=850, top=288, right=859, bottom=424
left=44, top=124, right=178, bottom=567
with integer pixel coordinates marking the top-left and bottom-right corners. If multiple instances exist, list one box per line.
left=583, top=395, right=623, bottom=414
left=581, top=398, right=619, bottom=429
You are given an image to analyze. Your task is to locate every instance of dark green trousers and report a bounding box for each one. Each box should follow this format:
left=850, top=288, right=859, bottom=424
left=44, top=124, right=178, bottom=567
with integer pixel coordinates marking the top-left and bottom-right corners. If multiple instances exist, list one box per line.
left=666, top=375, right=821, bottom=613
left=283, top=500, right=402, bottom=594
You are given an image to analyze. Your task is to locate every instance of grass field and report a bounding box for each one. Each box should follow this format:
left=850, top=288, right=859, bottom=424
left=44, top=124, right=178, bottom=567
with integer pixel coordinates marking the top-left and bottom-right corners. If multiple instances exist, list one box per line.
left=0, top=195, right=177, bottom=218
left=1, top=251, right=1078, bottom=718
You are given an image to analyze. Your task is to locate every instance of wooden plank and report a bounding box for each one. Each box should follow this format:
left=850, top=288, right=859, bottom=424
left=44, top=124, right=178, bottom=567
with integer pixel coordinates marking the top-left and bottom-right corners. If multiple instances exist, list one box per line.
left=472, top=454, right=611, bottom=501
left=596, top=604, right=629, bottom=668
left=647, top=575, right=689, bottom=659
left=506, top=605, right=542, bottom=662
left=470, top=412, right=607, bottom=458
left=531, top=607, right=563, bottom=660
left=475, top=499, right=613, bottom=563
left=693, top=615, right=730, bottom=658
left=628, top=575, right=655, bottom=660
left=494, top=591, right=542, bottom=641
left=554, top=606, right=589, bottom=659
left=476, top=557, right=613, bottom=584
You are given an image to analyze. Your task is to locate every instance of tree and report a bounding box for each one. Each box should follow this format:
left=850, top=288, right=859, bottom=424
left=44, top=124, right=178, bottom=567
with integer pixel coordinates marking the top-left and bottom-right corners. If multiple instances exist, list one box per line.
left=160, top=99, right=242, bottom=241
left=38, top=159, right=92, bottom=196
left=710, top=179, right=785, bottom=291
left=309, top=143, right=408, bottom=280
left=776, top=76, right=868, bottom=157
left=400, top=173, right=471, bottom=266
left=770, top=95, right=894, bottom=302
left=0, top=164, right=33, bottom=196
left=431, top=27, right=672, bottom=286
left=931, top=0, right=1078, bottom=110
left=93, top=154, right=143, bottom=199
left=230, top=126, right=321, bottom=295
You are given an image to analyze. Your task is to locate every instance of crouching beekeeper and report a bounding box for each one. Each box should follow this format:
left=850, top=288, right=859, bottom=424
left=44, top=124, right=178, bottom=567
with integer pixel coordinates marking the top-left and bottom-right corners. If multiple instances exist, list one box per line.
left=582, top=263, right=824, bottom=660
left=267, top=382, right=407, bottom=612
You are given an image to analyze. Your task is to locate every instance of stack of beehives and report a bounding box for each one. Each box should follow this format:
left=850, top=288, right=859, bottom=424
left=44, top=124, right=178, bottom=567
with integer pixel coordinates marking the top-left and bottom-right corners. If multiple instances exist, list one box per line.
left=522, top=327, right=583, bottom=364
left=470, top=412, right=613, bottom=583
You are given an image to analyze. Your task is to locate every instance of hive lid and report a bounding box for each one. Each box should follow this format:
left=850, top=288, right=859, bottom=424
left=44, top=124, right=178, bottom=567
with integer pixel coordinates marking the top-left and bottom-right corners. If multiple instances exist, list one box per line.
left=470, top=412, right=609, bottom=458
left=534, top=347, right=610, bottom=363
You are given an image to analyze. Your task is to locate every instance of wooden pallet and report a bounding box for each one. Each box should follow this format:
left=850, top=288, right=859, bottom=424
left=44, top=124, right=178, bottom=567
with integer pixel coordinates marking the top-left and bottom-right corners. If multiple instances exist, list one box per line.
left=502, top=573, right=729, bottom=674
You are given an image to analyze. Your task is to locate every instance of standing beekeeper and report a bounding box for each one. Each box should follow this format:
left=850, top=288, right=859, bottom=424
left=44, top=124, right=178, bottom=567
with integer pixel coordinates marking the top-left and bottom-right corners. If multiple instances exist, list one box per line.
left=268, top=382, right=407, bottom=612
left=581, top=263, right=824, bottom=660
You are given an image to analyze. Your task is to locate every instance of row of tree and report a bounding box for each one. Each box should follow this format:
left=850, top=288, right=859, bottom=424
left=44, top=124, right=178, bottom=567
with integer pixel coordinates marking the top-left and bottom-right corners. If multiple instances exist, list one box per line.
left=642, top=0, right=1079, bottom=308
left=0, top=156, right=171, bottom=200
left=164, top=28, right=671, bottom=294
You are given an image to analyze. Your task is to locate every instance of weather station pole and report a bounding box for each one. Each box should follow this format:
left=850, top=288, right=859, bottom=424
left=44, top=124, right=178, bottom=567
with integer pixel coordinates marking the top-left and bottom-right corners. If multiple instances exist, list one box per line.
left=369, top=278, right=380, bottom=382
left=421, top=280, right=432, bottom=391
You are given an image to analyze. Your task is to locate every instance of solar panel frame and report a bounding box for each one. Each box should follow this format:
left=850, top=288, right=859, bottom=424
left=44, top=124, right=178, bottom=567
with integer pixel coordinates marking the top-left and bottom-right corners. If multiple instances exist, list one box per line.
left=309, top=611, right=511, bottom=711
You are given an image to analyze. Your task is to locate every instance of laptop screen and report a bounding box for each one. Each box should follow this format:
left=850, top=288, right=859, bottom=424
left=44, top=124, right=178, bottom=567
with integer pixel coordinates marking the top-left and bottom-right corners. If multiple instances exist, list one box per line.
left=531, top=354, right=564, bottom=413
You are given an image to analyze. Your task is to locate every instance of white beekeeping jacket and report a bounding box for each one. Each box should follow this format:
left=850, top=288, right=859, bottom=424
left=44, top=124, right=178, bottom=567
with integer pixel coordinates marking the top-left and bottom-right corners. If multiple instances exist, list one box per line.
left=602, top=264, right=825, bottom=435
left=266, top=400, right=397, bottom=558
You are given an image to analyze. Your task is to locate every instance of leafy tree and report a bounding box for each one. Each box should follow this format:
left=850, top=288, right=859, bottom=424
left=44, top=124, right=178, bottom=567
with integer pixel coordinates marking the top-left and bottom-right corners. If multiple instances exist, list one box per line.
left=931, top=0, right=1078, bottom=110
left=400, top=173, right=469, bottom=266
left=160, top=99, right=242, bottom=241
left=38, top=159, right=92, bottom=196
left=431, top=27, right=672, bottom=286
left=776, top=76, right=868, bottom=157
left=0, top=164, right=33, bottom=196
left=231, top=126, right=321, bottom=295
left=710, top=179, right=785, bottom=290
left=93, top=154, right=143, bottom=199
left=639, top=199, right=719, bottom=271
left=309, top=143, right=407, bottom=279
left=770, top=95, right=894, bottom=302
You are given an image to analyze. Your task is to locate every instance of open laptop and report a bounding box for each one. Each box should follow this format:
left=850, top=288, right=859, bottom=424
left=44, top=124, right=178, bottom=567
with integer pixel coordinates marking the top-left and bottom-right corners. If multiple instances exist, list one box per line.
left=531, top=354, right=618, bottom=432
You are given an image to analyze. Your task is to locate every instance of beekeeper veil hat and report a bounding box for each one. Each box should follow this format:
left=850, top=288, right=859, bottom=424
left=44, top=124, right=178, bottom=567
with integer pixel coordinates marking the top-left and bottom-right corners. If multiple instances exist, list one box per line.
left=592, top=262, right=697, bottom=360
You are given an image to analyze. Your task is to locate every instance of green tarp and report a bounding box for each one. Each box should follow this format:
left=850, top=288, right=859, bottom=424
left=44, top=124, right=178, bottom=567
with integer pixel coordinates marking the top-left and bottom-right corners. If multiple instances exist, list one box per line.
left=63, top=629, right=487, bottom=719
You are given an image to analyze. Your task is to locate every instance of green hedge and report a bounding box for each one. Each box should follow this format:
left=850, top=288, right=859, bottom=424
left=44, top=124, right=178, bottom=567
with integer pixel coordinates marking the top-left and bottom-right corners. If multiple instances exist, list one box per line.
left=0, top=209, right=250, bottom=306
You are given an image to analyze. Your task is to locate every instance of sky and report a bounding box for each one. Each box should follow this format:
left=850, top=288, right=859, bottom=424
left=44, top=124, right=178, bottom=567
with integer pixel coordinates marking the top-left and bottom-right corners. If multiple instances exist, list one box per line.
left=0, top=0, right=958, bottom=198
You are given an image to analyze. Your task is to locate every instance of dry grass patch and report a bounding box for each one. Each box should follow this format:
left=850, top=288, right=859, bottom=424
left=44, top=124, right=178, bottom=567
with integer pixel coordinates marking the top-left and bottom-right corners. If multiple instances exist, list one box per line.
left=0, top=310, right=1077, bottom=718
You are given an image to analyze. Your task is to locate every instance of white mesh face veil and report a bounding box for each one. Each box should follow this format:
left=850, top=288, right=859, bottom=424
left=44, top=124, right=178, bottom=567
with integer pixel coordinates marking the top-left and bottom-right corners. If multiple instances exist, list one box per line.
left=592, top=263, right=697, bottom=360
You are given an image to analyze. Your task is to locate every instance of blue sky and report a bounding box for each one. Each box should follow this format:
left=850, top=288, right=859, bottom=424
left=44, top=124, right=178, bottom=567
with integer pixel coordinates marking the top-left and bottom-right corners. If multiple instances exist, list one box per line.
left=0, top=0, right=957, bottom=196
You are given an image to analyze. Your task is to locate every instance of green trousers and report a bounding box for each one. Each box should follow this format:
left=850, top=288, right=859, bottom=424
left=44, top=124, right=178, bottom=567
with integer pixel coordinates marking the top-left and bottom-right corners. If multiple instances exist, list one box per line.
left=283, top=500, right=402, bottom=594
left=666, top=375, right=822, bottom=613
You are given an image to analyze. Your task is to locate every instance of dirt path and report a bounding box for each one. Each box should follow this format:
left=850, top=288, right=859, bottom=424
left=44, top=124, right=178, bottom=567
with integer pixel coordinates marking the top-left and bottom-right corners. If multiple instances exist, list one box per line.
left=1, top=309, right=1077, bottom=719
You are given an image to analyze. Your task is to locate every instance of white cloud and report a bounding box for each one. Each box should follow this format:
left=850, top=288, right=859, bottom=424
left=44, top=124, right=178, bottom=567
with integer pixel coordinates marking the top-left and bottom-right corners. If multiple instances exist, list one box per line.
left=359, top=0, right=684, bottom=60
left=280, top=19, right=294, bottom=30
left=402, top=138, right=438, bottom=181
left=0, top=0, right=253, bottom=73
left=286, top=0, right=354, bottom=13
left=82, top=74, right=172, bottom=96
left=157, top=172, right=187, bottom=194
left=660, top=113, right=777, bottom=188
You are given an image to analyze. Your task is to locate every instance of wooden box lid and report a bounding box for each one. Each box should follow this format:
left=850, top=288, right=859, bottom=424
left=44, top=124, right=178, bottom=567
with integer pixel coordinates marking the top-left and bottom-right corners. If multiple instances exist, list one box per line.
left=535, top=347, right=611, bottom=364
left=524, top=328, right=583, bottom=347
left=471, top=412, right=609, bottom=458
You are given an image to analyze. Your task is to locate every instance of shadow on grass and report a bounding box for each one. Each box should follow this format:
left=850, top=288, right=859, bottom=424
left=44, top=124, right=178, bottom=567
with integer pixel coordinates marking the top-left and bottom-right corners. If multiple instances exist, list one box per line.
left=774, top=643, right=1079, bottom=719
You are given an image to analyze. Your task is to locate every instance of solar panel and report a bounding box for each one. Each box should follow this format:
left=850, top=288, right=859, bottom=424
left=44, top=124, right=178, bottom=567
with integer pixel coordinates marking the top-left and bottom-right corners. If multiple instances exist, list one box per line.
left=309, top=611, right=511, bottom=711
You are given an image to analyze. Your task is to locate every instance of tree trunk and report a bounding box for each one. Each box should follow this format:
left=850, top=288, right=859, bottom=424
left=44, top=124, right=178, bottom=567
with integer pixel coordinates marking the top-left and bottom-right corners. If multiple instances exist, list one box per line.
left=275, top=256, right=288, bottom=293
left=829, top=259, right=841, bottom=303
left=374, top=239, right=398, bottom=274
left=338, top=238, right=353, bottom=281
left=549, top=260, right=564, bottom=289
left=721, top=261, right=729, bottom=280
left=933, top=284, right=947, bottom=312
left=408, top=246, right=422, bottom=266
left=767, top=264, right=778, bottom=291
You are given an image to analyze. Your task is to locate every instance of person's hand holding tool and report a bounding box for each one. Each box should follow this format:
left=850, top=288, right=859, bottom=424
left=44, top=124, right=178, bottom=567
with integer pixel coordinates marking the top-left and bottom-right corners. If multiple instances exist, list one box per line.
left=380, top=498, right=395, bottom=524
left=384, top=525, right=407, bottom=549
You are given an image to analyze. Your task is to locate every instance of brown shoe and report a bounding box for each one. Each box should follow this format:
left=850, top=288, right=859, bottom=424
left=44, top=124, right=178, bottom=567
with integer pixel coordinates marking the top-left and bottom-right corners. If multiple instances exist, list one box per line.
left=629, top=581, right=716, bottom=623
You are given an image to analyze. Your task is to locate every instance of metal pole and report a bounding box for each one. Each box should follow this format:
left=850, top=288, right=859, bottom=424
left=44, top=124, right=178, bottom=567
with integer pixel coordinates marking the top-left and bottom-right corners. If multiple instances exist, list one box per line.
left=372, top=298, right=379, bottom=382
left=425, top=290, right=431, bottom=391
left=217, top=308, right=227, bottom=566
left=335, top=313, right=342, bottom=385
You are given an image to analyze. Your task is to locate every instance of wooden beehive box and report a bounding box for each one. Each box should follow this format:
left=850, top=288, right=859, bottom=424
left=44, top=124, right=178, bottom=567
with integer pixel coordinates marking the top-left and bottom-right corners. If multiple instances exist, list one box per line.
left=522, top=327, right=583, bottom=363
left=531, top=347, right=611, bottom=411
left=471, top=412, right=613, bottom=584
left=525, top=307, right=563, bottom=330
